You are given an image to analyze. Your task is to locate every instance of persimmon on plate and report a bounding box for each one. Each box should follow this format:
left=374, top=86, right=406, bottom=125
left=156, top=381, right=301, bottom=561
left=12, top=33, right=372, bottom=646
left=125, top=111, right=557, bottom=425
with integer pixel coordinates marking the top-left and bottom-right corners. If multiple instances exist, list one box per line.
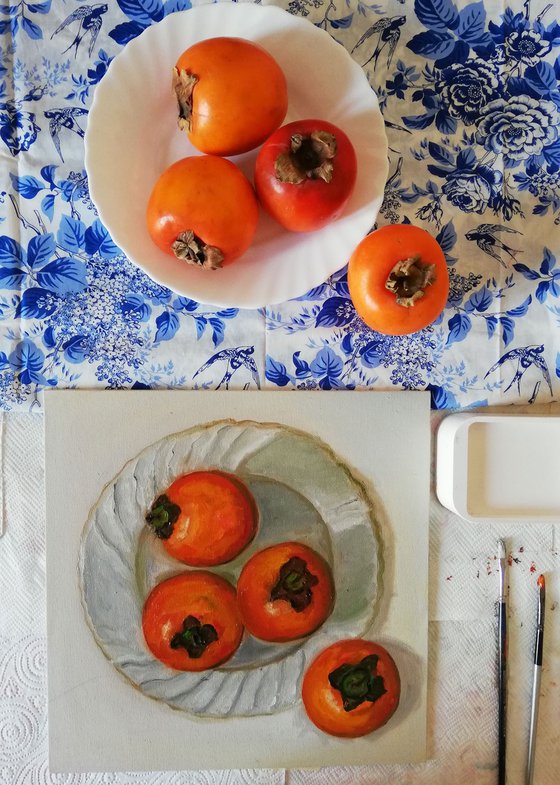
left=142, top=571, right=243, bottom=671
left=302, top=639, right=401, bottom=737
left=174, top=36, right=288, bottom=156
left=254, top=119, right=357, bottom=233
left=236, top=541, right=335, bottom=642
left=348, top=224, right=449, bottom=335
left=146, top=156, right=259, bottom=269
left=146, top=470, right=258, bottom=566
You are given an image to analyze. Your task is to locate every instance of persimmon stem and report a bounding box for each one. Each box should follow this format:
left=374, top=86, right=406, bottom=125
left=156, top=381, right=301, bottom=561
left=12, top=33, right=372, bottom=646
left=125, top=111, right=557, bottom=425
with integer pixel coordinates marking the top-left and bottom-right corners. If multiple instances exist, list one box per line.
left=145, top=494, right=180, bottom=539
left=172, top=231, right=224, bottom=270
left=170, top=615, right=218, bottom=658
left=328, top=655, right=387, bottom=712
left=173, top=67, right=198, bottom=132
left=275, top=130, right=337, bottom=184
left=270, top=556, right=318, bottom=612
left=385, top=255, right=436, bottom=307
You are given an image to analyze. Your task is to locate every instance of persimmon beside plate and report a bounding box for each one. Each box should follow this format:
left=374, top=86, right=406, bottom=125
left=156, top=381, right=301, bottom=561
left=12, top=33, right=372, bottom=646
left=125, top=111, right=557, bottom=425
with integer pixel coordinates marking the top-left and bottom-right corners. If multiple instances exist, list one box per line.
left=84, top=3, right=388, bottom=307
left=79, top=420, right=379, bottom=718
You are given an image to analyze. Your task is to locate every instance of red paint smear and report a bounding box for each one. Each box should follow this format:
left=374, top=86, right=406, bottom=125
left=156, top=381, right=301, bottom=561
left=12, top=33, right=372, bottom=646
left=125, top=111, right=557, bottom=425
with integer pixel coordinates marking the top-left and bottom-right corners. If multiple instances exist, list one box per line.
left=507, top=555, right=513, bottom=566
left=530, top=562, right=537, bottom=573
left=537, top=574, right=545, bottom=588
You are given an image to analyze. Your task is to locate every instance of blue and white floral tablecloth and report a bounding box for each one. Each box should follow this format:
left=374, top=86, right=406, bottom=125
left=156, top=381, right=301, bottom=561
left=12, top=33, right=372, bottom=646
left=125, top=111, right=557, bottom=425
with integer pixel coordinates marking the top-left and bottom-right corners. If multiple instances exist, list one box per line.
left=1, top=0, right=560, bottom=412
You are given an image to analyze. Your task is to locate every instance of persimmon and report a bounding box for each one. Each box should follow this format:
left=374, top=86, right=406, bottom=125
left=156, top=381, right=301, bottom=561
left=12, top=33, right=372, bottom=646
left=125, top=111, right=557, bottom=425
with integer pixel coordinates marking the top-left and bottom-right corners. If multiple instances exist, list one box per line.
left=302, top=639, right=401, bottom=737
left=146, top=155, right=259, bottom=269
left=254, top=119, right=357, bottom=232
left=173, top=37, right=288, bottom=156
left=236, top=542, right=334, bottom=642
left=145, top=470, right=258, bottom=566
left=142, top=571, right=243, bottom=671
left=348, top=224, right=449, bottom=335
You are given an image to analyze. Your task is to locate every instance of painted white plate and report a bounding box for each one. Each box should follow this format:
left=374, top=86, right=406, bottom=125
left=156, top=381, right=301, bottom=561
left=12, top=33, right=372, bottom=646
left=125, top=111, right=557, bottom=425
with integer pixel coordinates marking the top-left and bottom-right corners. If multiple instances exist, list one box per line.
left=84, top=3, right=388, bottom=308
left=79, top=420, right=380, bottom=717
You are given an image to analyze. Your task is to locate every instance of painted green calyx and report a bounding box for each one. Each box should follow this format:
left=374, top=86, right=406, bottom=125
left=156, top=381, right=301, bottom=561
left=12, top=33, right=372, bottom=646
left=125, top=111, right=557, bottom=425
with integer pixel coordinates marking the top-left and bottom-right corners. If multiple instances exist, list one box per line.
left=270, top=556, right=318, bottom=612
left=145, top=494, right=181, bottom=539
left=328, top=654, right=387, bottom=711
left=170, top=615, right=218, bottom=658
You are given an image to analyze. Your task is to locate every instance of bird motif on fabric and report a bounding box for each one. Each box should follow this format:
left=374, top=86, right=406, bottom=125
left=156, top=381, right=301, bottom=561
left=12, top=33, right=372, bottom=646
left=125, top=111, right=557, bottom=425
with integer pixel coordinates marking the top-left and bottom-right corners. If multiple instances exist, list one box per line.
left=194, top=346, right=260, bottom=390
left=50, top=4, right=109, bottom=57
left=44, top=107, right=89, bottom=162
left=351, top=16, right=406, bottom=70
left=465, top=224, right=523, bottom=267
left=485, top=344, right=552, bottom=396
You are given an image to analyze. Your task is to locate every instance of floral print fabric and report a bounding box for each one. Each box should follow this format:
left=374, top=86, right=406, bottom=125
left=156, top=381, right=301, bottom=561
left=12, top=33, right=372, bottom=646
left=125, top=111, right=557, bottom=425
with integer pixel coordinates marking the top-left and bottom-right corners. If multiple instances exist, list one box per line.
left=1, top=0, right=559, bottom=411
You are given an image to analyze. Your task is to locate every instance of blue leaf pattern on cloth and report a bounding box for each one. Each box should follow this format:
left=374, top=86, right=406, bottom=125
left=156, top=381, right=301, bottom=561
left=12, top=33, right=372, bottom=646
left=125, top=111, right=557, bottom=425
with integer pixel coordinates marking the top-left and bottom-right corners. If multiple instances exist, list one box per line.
left=414, top=0, right=458, bottom=33
left=8, top=338, right=46, bottom=385
left=0, top=0, right=559, bottom=410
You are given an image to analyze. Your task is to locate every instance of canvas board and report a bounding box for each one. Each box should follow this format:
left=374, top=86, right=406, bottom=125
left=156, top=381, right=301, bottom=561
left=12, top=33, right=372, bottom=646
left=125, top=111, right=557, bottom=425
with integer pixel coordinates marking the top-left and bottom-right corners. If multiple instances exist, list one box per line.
left=45, top=390, right=430, bottom=772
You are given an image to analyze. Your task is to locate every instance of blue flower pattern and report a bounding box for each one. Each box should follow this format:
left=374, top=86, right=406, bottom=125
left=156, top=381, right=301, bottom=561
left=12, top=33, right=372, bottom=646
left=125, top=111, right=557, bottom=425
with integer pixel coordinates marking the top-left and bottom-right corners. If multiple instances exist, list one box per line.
left=1, top=0, right=559, bottom=411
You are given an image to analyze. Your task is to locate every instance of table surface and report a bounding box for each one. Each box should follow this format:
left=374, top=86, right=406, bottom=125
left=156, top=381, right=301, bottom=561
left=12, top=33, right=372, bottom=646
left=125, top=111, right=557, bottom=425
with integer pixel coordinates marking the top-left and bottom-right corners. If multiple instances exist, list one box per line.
left=1, top=0, right=560, bottom=781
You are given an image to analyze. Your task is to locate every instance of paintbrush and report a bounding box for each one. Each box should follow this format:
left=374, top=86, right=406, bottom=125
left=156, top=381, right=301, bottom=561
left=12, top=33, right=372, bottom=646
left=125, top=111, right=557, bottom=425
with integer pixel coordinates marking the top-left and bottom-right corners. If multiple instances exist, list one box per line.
left=497, top=538, right=507, bottom=785
left=526, top=574, right=545, bottom=785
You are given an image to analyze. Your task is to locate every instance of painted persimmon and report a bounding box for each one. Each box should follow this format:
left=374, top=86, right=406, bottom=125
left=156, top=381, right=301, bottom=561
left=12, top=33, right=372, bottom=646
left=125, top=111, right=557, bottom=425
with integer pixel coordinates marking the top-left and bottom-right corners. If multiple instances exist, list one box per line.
left=347, top=223, right=449, bottom=335
left=173, top=37, right=288, bottom=156
left=142, top=571, right=244, bottom=671
left=302, top=639, right=401, bottom=738
left=146, top=155, right=259, bottom=269
left=145, top=470, right=258, bottom=566
left=236, top=542, right=334, bottom=642
left=254, top=119, right=358, bottom=232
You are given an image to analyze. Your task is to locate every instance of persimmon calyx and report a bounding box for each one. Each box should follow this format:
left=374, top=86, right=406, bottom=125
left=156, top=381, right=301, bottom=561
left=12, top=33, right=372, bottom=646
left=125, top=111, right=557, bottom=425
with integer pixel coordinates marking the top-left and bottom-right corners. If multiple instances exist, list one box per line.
left=170, top=615, right=218, bottom=658
left=328, top=654, right=387, bottom=712
left=173, top=67, right=198, bottom=132
left=385, top=255, right=436, bottom=307
left=172, top=230, right=225, bottom=270
left=270, top=556, right=319, bottom=612
left=275, top=130, right=337, bottom=184
left=145, top=494, right=180, bottom=539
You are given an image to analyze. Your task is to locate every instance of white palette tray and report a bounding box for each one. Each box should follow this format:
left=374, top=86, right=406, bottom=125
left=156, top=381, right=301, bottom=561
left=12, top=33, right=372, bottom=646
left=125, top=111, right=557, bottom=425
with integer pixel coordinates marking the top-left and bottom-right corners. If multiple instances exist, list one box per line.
left=436, top=413, right=560, bottom=523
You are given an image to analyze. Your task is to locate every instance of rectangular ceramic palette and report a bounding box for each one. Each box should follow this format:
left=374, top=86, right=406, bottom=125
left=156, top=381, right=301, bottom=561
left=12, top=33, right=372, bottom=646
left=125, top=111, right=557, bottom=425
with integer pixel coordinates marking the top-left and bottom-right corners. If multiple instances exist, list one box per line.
left=436, top=413, right=560, bottom=523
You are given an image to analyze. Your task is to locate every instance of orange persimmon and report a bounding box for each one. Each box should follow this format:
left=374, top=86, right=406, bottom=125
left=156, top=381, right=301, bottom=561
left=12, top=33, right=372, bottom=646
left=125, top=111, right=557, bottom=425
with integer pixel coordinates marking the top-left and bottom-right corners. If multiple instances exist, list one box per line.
left=146, top=155, right=259, bottom=269
left=173, top=37, right=288, bottom=156
left=302, top=639, right=401, bottom=737
left=142, top=571, right=243, bottom=671
left=348, top=224, right=449, bottom=335
left=236, top=542, right=334, bottom=642
left=145, top=470, right=258, bottom=566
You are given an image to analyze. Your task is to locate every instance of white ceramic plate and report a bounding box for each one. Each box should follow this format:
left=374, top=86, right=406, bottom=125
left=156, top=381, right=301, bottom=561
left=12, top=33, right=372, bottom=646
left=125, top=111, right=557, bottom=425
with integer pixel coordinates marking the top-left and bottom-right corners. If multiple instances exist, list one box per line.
left=84, top=3, right=388, bottom=307
left=79, top=420, right=380, bottom=717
